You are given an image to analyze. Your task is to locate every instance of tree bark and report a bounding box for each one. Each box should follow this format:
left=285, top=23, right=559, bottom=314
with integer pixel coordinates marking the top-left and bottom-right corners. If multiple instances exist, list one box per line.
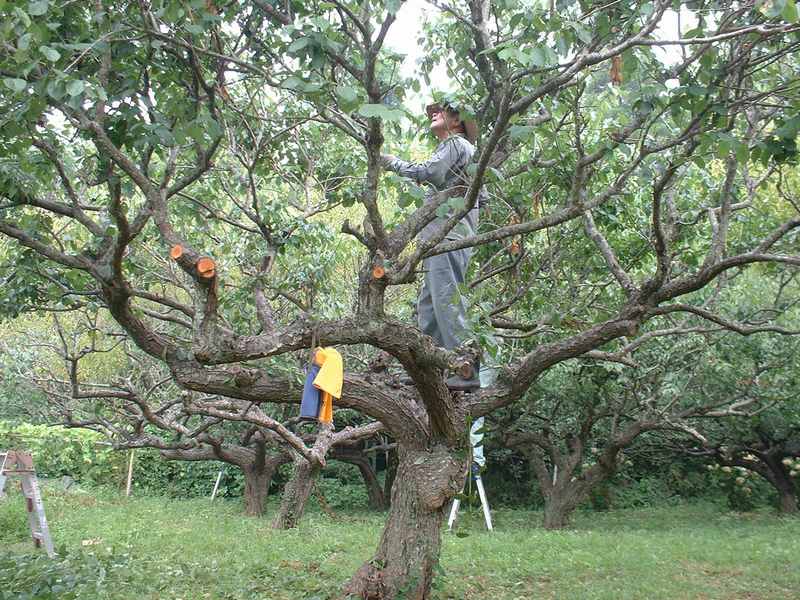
left=383, top=448, right=398, bottom=506
left=343, top=443, right=465, bottom=600
left=272, top=457, right=321, bottom=529
left=242, top=464, right=270, bottom=517
left=767, top=462, right=799, bottom=515
left=778, top=486, right=798, bottom=514
left=356, top=457, right=387, bottom=510
left=242, top=449, right=290, bottom=517
left=542, top=488, right=581, bottom=529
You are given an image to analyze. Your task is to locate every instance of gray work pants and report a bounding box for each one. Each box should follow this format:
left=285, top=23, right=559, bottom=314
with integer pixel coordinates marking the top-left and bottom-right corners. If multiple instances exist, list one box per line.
left=417, top=247, right=472, bottom=350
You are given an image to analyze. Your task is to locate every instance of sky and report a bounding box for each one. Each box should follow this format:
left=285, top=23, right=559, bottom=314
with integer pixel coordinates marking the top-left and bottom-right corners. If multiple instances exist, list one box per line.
left=382, top=0, right=692, bottom=108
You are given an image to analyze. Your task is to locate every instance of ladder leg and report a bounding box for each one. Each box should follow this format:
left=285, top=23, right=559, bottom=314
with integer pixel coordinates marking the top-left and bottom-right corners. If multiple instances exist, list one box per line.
left=0, top=452, right=7, bottom=498
left=21, top=474, right=56, bottom=557
left=447, top=497, right=461, bottom=531
left=474, top=475, right=493, bottom=532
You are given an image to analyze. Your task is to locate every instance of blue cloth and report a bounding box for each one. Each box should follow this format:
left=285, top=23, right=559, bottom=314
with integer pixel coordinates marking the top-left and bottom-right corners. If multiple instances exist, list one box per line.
left=299, top=363, right=322, bottom=420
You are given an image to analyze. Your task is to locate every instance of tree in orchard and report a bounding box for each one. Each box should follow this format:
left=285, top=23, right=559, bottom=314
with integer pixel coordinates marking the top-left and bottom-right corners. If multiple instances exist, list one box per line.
left=1, top=1, right=799, bottom=597
left=16, top=308, right=384, bottom=519
left=497, top=298, right=800, bottom=530
left=674, top=331, right=800, bottom=514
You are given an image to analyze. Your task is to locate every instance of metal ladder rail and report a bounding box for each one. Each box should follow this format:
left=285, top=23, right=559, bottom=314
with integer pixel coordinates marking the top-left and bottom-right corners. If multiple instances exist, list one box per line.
left=0, top=452, right=8, bottom=498
left=0, top=451, right=56, bottom=557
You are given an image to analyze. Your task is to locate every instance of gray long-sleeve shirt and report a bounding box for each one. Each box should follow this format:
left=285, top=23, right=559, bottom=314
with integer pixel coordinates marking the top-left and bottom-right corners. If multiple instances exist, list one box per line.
left=382, top=135, right=482, bottom=242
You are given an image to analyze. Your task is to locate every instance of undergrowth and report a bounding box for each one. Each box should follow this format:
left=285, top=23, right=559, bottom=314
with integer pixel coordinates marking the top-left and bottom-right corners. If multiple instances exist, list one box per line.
left=1, top=485, right=799, bottom=599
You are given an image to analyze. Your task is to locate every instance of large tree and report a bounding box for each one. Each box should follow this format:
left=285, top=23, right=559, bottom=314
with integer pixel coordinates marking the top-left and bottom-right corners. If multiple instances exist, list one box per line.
left=1, top=1, right=799, bottom=597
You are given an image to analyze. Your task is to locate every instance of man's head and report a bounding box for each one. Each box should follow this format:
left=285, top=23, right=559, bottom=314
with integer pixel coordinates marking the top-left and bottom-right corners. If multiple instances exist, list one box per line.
left=426, top=102, right=477, bottom=144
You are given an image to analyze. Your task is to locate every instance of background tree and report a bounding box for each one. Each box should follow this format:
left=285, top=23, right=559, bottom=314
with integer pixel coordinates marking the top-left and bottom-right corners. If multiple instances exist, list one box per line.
left=497, top=310, right=799, bottom=529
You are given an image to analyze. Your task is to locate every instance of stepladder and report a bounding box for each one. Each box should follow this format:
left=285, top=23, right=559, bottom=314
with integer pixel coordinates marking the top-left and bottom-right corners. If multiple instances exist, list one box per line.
left=447, top=416, right=493, bottom=532
left=447, top=462, right=493, bottom=532
left=0, top=450, right=56, bottom=557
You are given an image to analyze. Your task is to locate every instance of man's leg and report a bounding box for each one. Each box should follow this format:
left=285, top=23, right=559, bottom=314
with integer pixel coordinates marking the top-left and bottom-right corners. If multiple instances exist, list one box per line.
left=420, top=248, right=472, bottom=350
left=416, top=265, right=442, bottom=346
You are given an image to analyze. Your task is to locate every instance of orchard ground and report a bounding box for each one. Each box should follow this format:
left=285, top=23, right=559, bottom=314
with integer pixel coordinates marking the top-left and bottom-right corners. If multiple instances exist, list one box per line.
left=1, top=485, right=798, bottom=600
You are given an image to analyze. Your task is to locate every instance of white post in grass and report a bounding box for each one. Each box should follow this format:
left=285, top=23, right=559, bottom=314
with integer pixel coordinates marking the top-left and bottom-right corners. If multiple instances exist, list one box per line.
left=125, top=450, right=135, bottom=497
left=210, top=470, right=224, bottom=501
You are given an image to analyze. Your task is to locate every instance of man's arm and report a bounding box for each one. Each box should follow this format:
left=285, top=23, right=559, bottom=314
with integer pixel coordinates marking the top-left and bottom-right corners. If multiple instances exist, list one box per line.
left=381, top=137, right=467, bottom=188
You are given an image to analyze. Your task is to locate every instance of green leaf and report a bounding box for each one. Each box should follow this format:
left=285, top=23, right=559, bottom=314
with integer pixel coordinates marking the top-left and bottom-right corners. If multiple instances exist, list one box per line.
left=3, top=78, right=27, bottom=92
left=509, top=125, right=535, bottom=140
left=783, top=0, right=799, bottom=22
left=28, top=0, right=49, bottom=16
left=335, top=85, right=359, bottom=110
left=528, top=47, right=546, bottom=67
left=287, top=37, right=311, bottom=53
left=775, top=115, right=800, bottom=139
left=17, top=33, right=33, bottom=51
left=357, top=103, right=403, bottom=122
left=66, top=80, right=85, bottom=97
left=734, top=141, right=749, bottom=164
left=762, top=0, right=787, bottom=18
left=570, top=22, right=593, bottom=44
left=40, top=46, right=60, bottom=62
left=282, top=76, right=303, bottom=90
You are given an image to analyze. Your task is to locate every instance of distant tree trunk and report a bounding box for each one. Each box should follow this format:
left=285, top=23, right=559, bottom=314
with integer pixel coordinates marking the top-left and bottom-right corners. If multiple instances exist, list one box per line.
left=778, top=485, right=798, bottom=514
left=542, top=485, right=583, bottom=529
left=384, top=447, right=398, bottom=506
left=526, top=448, right=620, bottom=530
left=355, top=456, right=387, bottom=510
left=272, top=457, right=321, bottom=529
left=160, top=444, right=289, bottom=517
left=242, top=464, right=270, bottom=517
left=333, top=448, right=388, bottom=510
left=763, top=457, right=799, bottom=515
left=344, top=443, right=466, bottom=600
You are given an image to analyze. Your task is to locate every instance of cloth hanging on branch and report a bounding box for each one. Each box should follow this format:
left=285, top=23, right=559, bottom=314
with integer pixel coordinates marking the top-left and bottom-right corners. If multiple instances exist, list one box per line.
left=299, top=347, right=343, bottom=424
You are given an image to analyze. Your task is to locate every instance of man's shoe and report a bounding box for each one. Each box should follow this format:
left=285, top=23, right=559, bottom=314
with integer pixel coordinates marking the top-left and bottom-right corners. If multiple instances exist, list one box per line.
left=446, top=358, right=480, bottom=392
left=445, top=374, right=480, bottom=391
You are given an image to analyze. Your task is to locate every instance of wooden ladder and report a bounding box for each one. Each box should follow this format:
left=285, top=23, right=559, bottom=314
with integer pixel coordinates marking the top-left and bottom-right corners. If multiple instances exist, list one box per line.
left=0, top=450, right=56, bottom=557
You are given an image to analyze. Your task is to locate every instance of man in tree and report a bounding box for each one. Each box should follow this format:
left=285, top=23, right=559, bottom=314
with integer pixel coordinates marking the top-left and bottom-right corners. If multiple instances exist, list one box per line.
left=381, top=102, right=483, bottom=390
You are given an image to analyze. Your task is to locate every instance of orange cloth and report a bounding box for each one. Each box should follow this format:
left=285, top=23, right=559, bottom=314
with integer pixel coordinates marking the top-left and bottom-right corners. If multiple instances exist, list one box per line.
left=312, top=347, right=343, bottom=424
left=318, top=391, right=333, bottom=424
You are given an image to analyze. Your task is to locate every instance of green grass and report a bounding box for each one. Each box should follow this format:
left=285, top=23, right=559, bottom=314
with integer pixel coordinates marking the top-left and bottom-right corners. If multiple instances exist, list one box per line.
left=1, top=485, right=799, bottom=599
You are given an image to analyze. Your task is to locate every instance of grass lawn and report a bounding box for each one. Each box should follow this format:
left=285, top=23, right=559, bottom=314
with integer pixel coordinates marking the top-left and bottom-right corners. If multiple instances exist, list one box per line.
left=1, top=485, right=798, bottom=599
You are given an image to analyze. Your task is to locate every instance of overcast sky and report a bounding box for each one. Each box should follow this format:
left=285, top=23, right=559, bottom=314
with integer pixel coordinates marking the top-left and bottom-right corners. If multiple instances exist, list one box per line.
left=382, top=1, right=691, bottom=107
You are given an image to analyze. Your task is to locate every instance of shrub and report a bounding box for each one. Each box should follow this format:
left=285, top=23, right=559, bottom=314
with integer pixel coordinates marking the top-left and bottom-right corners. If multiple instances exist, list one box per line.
left=0, top=422, right=124, bottom=486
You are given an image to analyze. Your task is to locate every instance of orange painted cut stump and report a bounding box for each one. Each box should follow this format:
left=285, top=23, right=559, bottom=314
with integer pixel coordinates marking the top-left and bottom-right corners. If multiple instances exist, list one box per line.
left=197, top=257, right=216, bottom=278
left=372, top=265, right=386, bottom=279
left=170, top=244, right=184, bottom=260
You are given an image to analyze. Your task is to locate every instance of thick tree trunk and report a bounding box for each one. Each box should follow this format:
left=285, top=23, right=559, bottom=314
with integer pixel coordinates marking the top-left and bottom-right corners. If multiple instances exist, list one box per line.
left=242, top=465, right=270, bottom=517
left=542, top=489, right=580, bottom=529
left=778, top=488, right=798, bottom=514
left=242, top=451, right=289, bottom=517
left=343, top=444, right=465, bottom=600
left=760, top=457, right=799, bottom=515
left=272, top=458, right=320, bottom=529
left=772, top=471, right=798, bottom=515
